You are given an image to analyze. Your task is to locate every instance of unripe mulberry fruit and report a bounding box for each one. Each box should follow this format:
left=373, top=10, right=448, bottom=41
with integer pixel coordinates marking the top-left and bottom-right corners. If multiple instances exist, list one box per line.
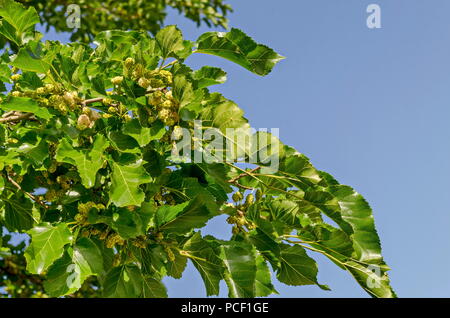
left=106, top=233, right=124, bottom=248
left=166, top=248, right=175, bottom=262
left=245, top=194, right=255, bottom=206
left=36, top=87, right=46, bottom=95
left=111, top=76, right=124, bottom=85
left=11, top=91, right=22, bottom=97
left=158, top=109, right=178, bottom=126
left=138, top=77, right=150, bottom=89
left=48, top=161, right=58, bottom=173
left=158, top=108, right=171, bottom=121
left=77, top=114, right=91, bottom=130
left=227, top=216, right=237, bottom=224
left=159, top=70, right=173, bottom=85
left=44, top=83, right=55, bottom=93
left=112, top=254, right=121, bottom=267
left=90, top=228, right=101, bottom=236
left=10, top=74, right=21, bottom=81
left=56, top=103, right=68, bottom=114
left=236, top=217, right=246, bottom=227
left=82, top=106, right=91, bottom=115
left=165, top=90, right=173, bottom=100
left=150, top=78, right=164, bottom=88
left=232, top=192, right=244, bottom=202
left=108, top=106, right=117, bottom=113
left=124, top=57, right=135, bottom=68
left=161, top=100, right=173, bottom=109
left=132, top=64, right=145, bottom=79
left=74, top=213, right=87, bottom=224
left=147, top=114, right=157, bottom=124
left=99, top=231, right=109, bottom=240
left=63, top=91, right=78, bottom=109
left=77, top=202, right=92, bottom=215
left=172, top=126, right=184, bottom=140
left=45, top=189, right=58, bottom=202
left=255, top=189, right=263, bottom=201
left=102, top=98, right=113, bottom=105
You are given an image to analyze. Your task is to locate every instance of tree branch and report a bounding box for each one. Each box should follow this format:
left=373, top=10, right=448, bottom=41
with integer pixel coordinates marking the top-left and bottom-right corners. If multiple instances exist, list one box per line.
left=6, top=174, right=48, bottom=209
left=227, top=167, right=260, bottom=190
left=228, top=166, right=261, bottom=184
left=0, top=112, right=34, bottom=123
left=82, top=97, right=105, bottom=106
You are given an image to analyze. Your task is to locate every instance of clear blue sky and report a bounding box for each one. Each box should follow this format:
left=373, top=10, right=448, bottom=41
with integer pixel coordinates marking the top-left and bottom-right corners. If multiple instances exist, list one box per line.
left=39, top=0, right=450, bottom=297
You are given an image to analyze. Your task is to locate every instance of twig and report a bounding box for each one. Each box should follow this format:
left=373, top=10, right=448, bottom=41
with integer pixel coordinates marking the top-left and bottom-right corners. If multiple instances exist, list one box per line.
left=227, top=167, right=260, bottom=190
left=161, top=60, right=178, bottom=69
left=230, top=182, right=253, bottom=190
left=1, top=111, right=15, bottom=118
left=6, top=175, right=48, bottom=209
left=146, top=87, right=168, bottom=94
left=0, top=112, right=34, bottom=123
left=228, top=166, right=261, bottom=184
left=82, top=97, right=104, bottom=106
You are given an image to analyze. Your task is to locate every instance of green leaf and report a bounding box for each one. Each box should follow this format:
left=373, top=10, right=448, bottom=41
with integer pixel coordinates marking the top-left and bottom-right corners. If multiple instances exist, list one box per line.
left=134, top=245, right=167, bottom=277
left=108, top=131, right=140, bottom=153
left=277, top=244, right=329, bottom=290
left=0, top=63, right=11, bottom=83
left=173, top=74, right=195, bottom=108
left=328, top=184, right=385, bottom=264
left=109, top=203, right=155, bottom=239
left=141, top=276, right=168, bottom=298
left=156, top=25, right=186, bottom=58
left=182, top=232, right=224, bottom=296
left=44, top=238, right=103, bottom=297
left=221, top=242, right=257, bottom=298
left=0, top=0, right=40, bottom=34
left=195, top=28, right=284, bottom=76
left=193, top=66, right=227, bottom=88
left=166, top=248, right=188, bottom=279
left=43, top=252, right=77, bottom=297
left=3, top=195, right=35, bottom=232
left=156, top=194, right=218, bottom=234
left=10, top=48, right=51, bottom=73
left=56, top=136, right=109, bottom=188
left=16, top=139, right=49, bottom=166
left=73, top=237, right=105, bottom=275
left=344, top=260, right=396, bottom=298
left=123, top=118, right=165, bottom=147
left=0, top=97, right=52, bottom=119
left=109, top=160, right=152, bottom=207
left=0, top=175, right=4, bottom=193
left=0, top=20, right=20, bottom=46
left=255, top=254, right=278, bottom=297
left=267, top=198, right=315, bottom=228
left=201, top=97, right=250, bottom=132
left=25, top=223, right=72, bottom=274
left=103, top=264, right=142, bottom=298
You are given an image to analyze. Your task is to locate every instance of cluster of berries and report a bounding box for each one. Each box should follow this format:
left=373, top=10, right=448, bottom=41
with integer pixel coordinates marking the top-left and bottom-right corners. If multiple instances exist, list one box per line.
left=74, top=201, right=105, bottom=224
left=227, top=190, right=263, bottom=234
left=10, top=73, right=82, bottom=115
